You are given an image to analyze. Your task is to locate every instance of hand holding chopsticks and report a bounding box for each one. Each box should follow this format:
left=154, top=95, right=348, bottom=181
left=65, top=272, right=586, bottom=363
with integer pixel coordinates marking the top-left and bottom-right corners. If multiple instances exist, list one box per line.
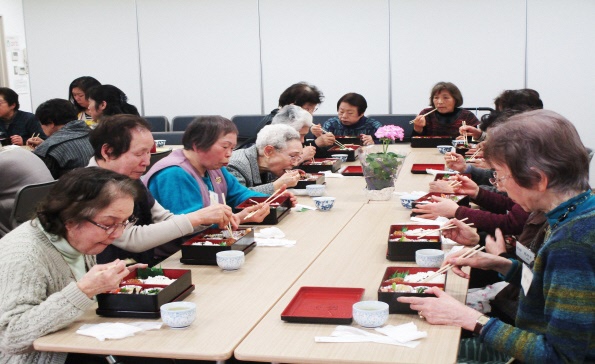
left=243, top=188, right=283, bottom=221
left=409, top=108, right=437, bottom=124
left=418, top=245, right=485, bottom=283
left=415, top=217, right=471, bottom=239
left=220, top=194, right=234, bottom=237
left=320, top=127, right=347, bottom=150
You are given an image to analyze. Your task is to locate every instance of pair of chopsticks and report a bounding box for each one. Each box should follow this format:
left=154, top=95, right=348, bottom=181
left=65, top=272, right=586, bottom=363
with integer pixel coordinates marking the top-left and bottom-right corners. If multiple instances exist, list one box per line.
left=448, top=180, right=462, bottom=188
left=415, top=218, right=472, bottom=239
left=409, top=108, right=437, bottom=124
left=31, top=133, right=40, bottom=139
left=418, top=245, right=485, bottom=283
left=243, top=188, right=283, bottom=220
left=467, top=147, right=482, bottom=161
left=320, top=127, right=347, bottom=150
left=220, top=194, right=234, bottom=237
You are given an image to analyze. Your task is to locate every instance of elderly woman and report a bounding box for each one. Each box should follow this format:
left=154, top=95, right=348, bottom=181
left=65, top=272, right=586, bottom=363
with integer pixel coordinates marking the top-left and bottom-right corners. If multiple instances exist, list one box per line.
left=0, top=167, right=143, bottom=363
left=412, top=81, right=479, bottom=138
left=272, top=104, right=316, bottom=162
left=228, top=124, right=303, bottom=193
left=399, top=110, right=595, bottom=363
left=144, top=116, right=290, bottom=228
left=89, top=114, right=239, bottom=264
left=319, top=92, right=382, bottom=146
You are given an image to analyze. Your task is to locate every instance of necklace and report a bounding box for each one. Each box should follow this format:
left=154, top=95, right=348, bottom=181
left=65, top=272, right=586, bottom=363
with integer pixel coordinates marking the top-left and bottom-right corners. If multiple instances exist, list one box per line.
left=544, top=191, right=592, bottom=241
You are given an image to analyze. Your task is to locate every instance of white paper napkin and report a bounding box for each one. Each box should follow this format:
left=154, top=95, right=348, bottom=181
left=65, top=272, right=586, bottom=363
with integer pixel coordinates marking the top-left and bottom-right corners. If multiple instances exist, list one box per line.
left=426, top=169, right=459, bottom=175
left=254, top=227, right=296, bottom=247
left=293, top=203, right=317, bottom=211
left=410, top=216, right=450, bottom=225
left=315, top=324, right=425, bottom=348
left=322, top=170, right=344, bottom=178
left=76, top=322, right=162, bottom=341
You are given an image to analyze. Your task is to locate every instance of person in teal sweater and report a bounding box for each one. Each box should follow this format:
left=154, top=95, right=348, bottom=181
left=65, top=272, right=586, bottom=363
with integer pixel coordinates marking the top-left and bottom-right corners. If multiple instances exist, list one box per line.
left=144, top=116, right=296, bottom=227
left=399, top=110, right=595, bottom=363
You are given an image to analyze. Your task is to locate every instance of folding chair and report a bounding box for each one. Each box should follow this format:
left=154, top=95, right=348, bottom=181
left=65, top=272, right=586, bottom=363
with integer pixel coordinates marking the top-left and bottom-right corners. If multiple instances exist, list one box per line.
left=10, top=180, right=57, bottom=229
left=144, top=116, right=169, bottom=132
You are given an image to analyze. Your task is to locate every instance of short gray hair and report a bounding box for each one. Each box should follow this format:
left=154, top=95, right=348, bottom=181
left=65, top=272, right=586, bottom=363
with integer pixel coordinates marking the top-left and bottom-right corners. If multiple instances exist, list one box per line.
left=484, top=109, right=590, bottom=193
left=271, top=105, right=313, bottom=131
left=255, top=124, right=301, bottom=153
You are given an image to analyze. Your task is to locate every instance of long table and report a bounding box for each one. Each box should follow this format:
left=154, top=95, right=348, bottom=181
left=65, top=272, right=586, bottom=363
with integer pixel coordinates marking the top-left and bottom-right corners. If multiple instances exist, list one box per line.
left=34, top=145, right=468, bottom=363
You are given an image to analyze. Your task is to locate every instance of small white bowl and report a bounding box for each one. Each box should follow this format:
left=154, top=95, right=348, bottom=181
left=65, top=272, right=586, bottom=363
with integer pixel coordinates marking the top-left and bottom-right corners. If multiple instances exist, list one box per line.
left=331, top=154, right=348, bottom=162
left=451, top=139, right=466, bottom=147
left=352, top=301, right=389, bottom=328
left=216, top=250, right=245, bottom=270
left=437, top=145, right=453, bottom=154
left=400, top=195, right=417, bottom=209
left=312, top=196, right=335, bottom=211
left=154, top=139, right=166, bottom=148
left=415, top=249, right=445, bottom=268
left=160, top=302, right=196, bottom=328
left=306, top=184, right=325, bottom=197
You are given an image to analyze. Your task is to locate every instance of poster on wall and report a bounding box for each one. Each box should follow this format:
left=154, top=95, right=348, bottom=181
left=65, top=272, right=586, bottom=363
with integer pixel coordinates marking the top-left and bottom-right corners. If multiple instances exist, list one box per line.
left=6, top=36, right=30, bottom=94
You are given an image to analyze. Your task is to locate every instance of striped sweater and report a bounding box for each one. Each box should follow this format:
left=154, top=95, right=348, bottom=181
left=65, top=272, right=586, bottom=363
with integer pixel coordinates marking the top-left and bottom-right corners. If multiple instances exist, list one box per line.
left=480, top=193, right=595, bottom=363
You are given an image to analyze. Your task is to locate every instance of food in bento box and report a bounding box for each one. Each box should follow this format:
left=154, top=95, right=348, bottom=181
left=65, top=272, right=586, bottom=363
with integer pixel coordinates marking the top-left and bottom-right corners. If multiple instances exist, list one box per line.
left=143, top=275, right=176, bottom=285
left=308, top=159, right=336, bottom=166
left=389, top=227, right=440, bottom=242
left=141, top=287, right=163, bottom=295
left=380, top=270, right=445, bottom=293
left=195, top=228, right=252, bottom=245
left=111, top=285, right=143, bottom=294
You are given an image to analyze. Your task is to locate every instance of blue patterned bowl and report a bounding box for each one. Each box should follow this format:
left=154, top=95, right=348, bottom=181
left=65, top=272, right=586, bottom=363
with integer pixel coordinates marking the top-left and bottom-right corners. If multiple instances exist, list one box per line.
left=353, top=301, right=389, bottom=328
left=331, top=154, right=348, bottom=162
left=313, top=197, right=335, bottom=211
left=415, top=249, right=445, bottom=268
left=154, top=139, right=166, bottom=148
left=216, top=250, right=245, bottom=270
left=400, top=195, right=416, bottom=209
left=437, top=145, right=453, bottom=154
left=160, top=302, right=196, bottom=328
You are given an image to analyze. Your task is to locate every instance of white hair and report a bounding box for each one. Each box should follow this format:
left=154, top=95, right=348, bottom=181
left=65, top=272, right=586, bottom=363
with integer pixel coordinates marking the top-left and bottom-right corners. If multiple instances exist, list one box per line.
left=255, top=124, right=301, bottom=153
left=271, top=104, right=313, bottom=131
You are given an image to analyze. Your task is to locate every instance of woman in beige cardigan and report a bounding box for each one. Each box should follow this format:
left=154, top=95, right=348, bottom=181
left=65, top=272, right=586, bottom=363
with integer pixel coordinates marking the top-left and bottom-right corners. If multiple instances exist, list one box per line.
left=0, top=167, right=143, bottom=363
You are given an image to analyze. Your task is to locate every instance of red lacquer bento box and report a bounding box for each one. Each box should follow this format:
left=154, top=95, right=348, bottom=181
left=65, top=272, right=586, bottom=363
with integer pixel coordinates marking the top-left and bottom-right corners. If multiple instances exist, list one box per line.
left=180, top=227, right=256, bottom=265
left=96, top=268, right=194, bottom=318
left=377, top=267, right=446, bottom=314
left=235, top=195, right=292, bottom=225
left=295, top=172, right=325, bottom=189
left=410, top=192, right=470, bottom=217
left=327, top=144, right=361, bottom=161
left=300, top=158, right=342, bottom=173
left=411, top=136, right=453, bottom=148
left=281, top=286, right=365, bottom=324
left=386, top=224, right=442, bottom=261
left=334, top=136, right=363, bottom=146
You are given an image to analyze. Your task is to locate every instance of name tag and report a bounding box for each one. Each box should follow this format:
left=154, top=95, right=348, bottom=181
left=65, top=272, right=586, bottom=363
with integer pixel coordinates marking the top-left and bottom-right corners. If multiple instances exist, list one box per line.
left=516, top=242, right=535, bottom=266
left=521, top=263, right=534, bottom=296
left=209, top=191, right=220, bottom=206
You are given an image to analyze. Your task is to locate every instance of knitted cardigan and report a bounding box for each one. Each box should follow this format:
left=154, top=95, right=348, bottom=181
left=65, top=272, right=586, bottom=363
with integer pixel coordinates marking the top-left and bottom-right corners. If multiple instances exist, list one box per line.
left=227, top=145, right=275, bottom=194
left=480, top=193, right=595, bottom=363
left=0, top=221, right=95, bottom=364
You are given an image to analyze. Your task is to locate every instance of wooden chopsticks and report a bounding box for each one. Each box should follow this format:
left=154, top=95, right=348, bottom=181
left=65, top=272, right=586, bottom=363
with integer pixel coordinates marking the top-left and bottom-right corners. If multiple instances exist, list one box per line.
left=448, top=180, right=462, bottom=188
left=409, top=108, right=437, bottom=124
left=418, top=245, right=485, bottom=283
left=467, top=147, right=482, bottom=161
left=221, top=194, right=234, bottom=238
left=320, top=127, right=347, bottom=150
left=415, top=217, right=470, bottom=239
left=243, top=188, right=283, bottom=221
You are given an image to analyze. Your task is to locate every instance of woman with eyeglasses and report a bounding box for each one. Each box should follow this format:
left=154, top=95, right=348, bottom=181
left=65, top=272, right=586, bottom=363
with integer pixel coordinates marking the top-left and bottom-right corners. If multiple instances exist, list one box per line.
left=0, top=167, right=145, bottom=363
left=227, top=124, right=304, bottom=193
left=399, top=110, right=595, bottom=363
left=317, top=92, right=382, bottom=146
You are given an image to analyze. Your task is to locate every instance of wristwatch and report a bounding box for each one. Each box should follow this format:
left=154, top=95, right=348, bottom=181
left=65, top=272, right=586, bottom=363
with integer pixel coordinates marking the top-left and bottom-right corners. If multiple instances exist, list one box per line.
left=474, top=314, right=490, bottom=335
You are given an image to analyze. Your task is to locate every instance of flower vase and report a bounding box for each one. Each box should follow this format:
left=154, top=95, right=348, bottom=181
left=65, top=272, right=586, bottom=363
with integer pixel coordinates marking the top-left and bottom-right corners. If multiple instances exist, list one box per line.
left=359, top=145, right=405, bottom=193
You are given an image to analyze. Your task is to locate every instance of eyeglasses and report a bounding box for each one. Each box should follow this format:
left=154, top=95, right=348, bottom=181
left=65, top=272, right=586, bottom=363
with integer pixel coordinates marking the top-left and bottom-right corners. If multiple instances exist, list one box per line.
left=86, top=215, right=138, bottom=236
left=489, top=171, right=513, bottom=186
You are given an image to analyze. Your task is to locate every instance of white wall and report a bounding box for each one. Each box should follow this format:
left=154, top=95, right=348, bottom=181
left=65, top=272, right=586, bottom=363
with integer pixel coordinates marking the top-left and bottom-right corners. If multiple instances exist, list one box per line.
left=22, top=0, right=142, bottom=113
left=137, top=0, right=262, bottom=120
left=391, top=0, right=526, bottom=114
left=260, top=0, right=390, bottom=115
left=0, top=0, right=32, bottom=111
left=526, top=0, right=595, bottom=182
